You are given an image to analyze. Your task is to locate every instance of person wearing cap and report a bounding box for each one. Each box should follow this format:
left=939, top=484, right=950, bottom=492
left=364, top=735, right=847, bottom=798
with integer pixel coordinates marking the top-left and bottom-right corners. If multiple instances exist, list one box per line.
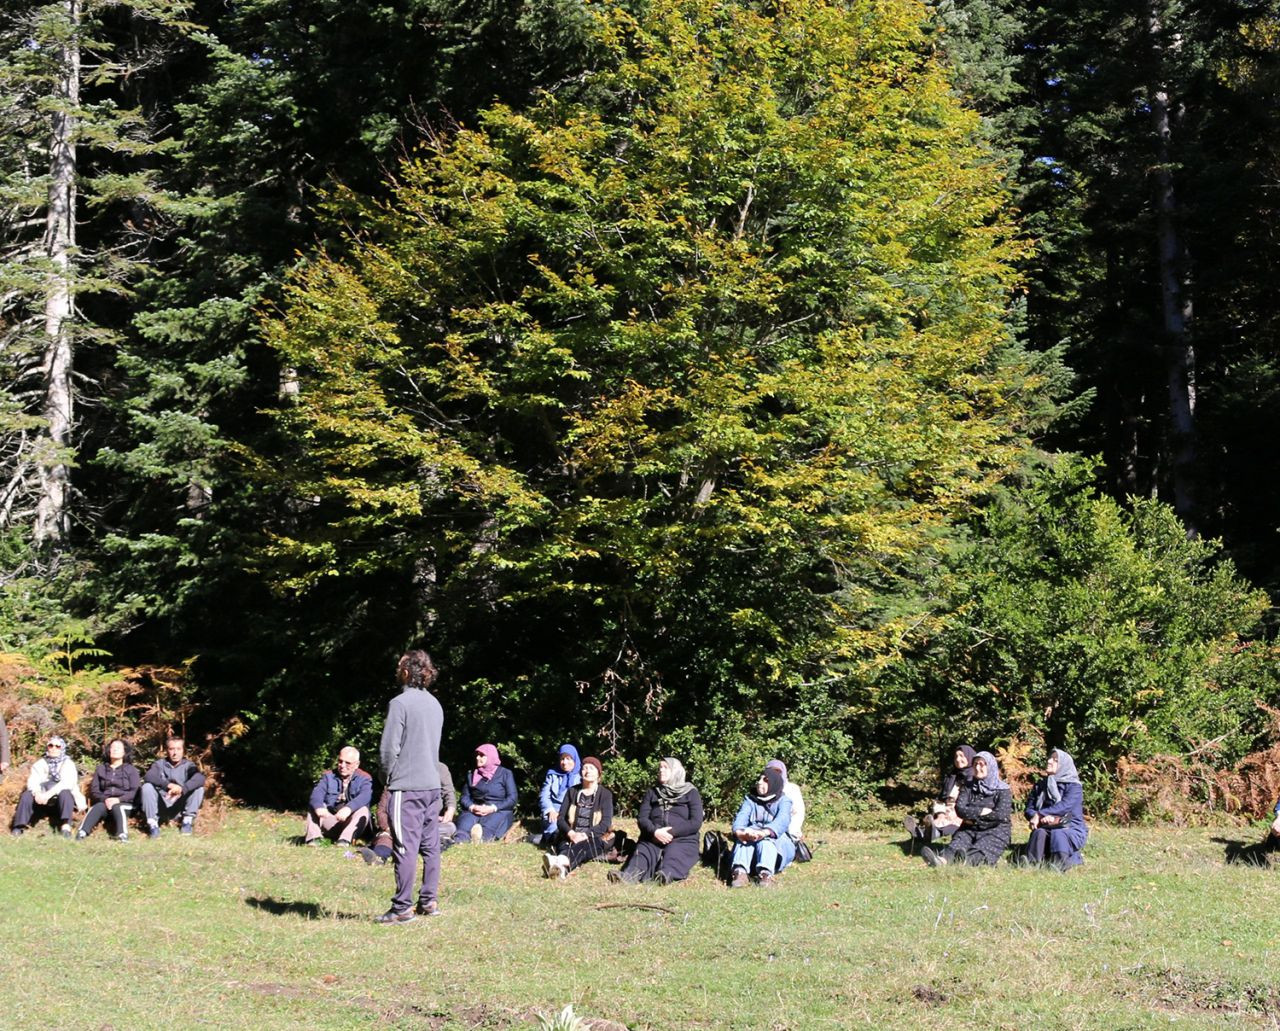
left=302, top=746, right=373, bottom=846
left=534, top=744, right=581, bottom=846
left=140, top=736, right=207, bottom=837
left=542, top=756, right=614, bottom=879
left=11, top=736, right=86, bottom=837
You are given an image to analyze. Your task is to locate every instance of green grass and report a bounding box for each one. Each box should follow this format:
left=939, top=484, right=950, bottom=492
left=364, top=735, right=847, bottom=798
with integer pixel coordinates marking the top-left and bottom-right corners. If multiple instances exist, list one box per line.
left=2, top=811, right=1279, bottom=1029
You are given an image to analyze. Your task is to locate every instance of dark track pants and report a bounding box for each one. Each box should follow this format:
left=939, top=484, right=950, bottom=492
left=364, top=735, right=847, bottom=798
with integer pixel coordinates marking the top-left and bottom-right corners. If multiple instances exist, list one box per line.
left=389, top=788, right=441, bottom=914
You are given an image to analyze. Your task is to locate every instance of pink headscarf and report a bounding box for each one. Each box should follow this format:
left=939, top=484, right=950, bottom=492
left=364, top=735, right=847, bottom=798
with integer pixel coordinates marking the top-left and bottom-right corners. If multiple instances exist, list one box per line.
left=471, top=743, right=500, bottom=786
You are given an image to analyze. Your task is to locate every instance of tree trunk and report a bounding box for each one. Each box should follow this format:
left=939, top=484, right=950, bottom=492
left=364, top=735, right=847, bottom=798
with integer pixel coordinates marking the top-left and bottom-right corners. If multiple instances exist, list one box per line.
left=34, top=0, right=79, bottom=546
left=1147, top=2, right=1197, bottom=534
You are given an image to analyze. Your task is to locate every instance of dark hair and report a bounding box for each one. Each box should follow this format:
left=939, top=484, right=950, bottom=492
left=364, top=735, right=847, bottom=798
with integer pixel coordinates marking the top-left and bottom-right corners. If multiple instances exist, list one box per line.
left=103, top=738, right=135, bottom=763
left=397, top=649, right=438, bottom=690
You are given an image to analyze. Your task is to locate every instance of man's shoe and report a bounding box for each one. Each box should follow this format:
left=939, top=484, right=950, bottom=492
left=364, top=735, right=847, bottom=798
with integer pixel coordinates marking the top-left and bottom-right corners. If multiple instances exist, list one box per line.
left=179, top=820, right=194, bottom=836
left=359, top=847, right=383, bottom=866
left=147, top=824, right=161, bottom=840
left=10, top=828, right=23, bottom=837
left=922, top=846, right=946, bottom=868
left=60, top=824, right=72, bottom=839
left=607, top=868, right=623, bottom=884
left=542, top=852, right=555, bottom=878
left=756, top=870, right=777, bottom=888
left=730, top=867, right=750, bottom=889
left=75, top=830, right=87, bottom=840
left=903, top=815, right=919, bottom=839
left=373, top=909, right=417, bottom=925
left=414, top=900, right=441, bottom=917
left=117, top=834, right=129, bottom=843
left=656, top=870, right=673, bottom=886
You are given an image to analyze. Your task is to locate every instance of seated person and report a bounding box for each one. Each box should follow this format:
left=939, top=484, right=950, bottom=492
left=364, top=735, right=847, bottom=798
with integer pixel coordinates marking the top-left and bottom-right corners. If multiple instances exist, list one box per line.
left=542, top=756, right=614, bottom=878
left=766, top=758, right=806, bottom=842
left=140, top=736, right=206, bottom=837
left=77, top=738, right=140, bottom=841
left=923, top=750, right=1011, bottom=867
left=453, top=743, right=517, bottom=844
left=361, top=762, right=456, bottom=865
left=11, top=736, right=86, bottom=837
left=303, top=746, right=373, bottom=846
left=905, top=745, right=975, bottom=845
left=536, top=744, right=581, bottom=846
left=1023, top=748, right=1088, bottom=870
left=611, top=757, right=704, bottom=885
left=728, top=766, right=794, bottom=888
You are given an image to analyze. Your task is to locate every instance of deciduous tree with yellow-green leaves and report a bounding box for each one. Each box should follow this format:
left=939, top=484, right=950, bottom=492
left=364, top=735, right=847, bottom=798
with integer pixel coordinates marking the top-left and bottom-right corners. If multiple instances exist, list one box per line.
left=263, top=0, right=1048, bottom=794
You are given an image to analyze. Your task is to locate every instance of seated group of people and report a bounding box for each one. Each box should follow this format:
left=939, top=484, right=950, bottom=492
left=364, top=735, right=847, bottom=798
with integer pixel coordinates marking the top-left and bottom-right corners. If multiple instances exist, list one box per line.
left=304, top=742, right=810, bottom=888
left=9, top=735, right=206, bottom=840
left=538, top=749, right=806, bottom=888
left=904, top=746, right=1088, bottom=870
left=302, top=741, right=519, bottom=854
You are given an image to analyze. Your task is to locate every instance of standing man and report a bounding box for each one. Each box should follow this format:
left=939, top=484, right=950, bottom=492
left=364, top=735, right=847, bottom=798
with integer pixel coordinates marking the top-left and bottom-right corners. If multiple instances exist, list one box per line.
left=303, top=746, right=373, bottom=846
left=140, top=736, right=206, bottom=837
left=376, top=649, right=444, bottom=924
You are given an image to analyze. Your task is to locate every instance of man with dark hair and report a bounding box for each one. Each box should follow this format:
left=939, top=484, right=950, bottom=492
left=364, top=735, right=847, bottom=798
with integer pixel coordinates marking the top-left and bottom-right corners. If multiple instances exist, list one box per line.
left=140, top=736, right=206, bottom=837
left=375, top=648, right=445, bottom=924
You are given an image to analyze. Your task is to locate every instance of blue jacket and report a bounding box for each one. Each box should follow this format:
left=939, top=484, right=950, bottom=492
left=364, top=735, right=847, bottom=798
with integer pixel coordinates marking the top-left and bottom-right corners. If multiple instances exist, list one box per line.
left=309, top=769, right=373, bottom=813
left=460, top=766, right=517, bottom=813
left=539, top=744, right=581, bottom=815
left=732, top=794, right=793, bottom=839
left=1024, top=779, right=1088, bottom=851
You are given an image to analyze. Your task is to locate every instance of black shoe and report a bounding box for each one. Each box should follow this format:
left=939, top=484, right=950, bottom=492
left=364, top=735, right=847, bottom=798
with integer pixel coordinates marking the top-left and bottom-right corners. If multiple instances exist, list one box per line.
left=607, top=869, right=623, bottom=884
left=903, top=815, right=919, bottom=839
left=359, top=847, right=384, bottom=866
left=373, top=909, right=417, bottom=925
left=414, top=899, right=441, bottom=917
left=10, top=828, right=23, bottom=837
left=922, top=846, right=946, bottom=868
left=656, top=870, right=673, bottom=886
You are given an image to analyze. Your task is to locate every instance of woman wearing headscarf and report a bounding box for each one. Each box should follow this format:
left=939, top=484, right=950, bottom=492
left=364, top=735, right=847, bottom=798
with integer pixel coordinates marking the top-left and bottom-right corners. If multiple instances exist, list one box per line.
left=453, top=743, right=518, bottom=844
left=535, top=744, right=580, bottom=847
left=728, top=766, right=795, bottom=887
left=76, top=738, right=140, bottom=841
left=542, top=756, right=614, bottom=878
left=610, top=757, right=704, bottom=885
left=10, top=736, right=86, bottom=837
left=765, top=759, right=806, bottom=842
left=922, top=750, right=1011, bottom=867
left=1022, top=748, right=1088, bottom=869
left=904, top=745, right=975, bottom=846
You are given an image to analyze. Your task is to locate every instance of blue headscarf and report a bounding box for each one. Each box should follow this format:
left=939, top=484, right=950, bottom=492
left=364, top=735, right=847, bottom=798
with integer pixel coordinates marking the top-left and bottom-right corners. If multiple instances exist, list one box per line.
left=549, top=744, right=581, bottom=795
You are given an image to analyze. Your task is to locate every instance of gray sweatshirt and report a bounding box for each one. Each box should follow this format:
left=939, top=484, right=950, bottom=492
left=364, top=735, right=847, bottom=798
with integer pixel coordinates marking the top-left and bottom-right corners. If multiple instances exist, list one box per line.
left=379, top=688, right=444, bottom=791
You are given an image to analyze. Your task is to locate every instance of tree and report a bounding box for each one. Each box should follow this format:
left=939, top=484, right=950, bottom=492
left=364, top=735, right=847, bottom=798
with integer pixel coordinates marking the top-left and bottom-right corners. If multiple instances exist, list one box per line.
left=0, top=0, right=197, bottom=548
left=261, top=0, right=1045, bottom=779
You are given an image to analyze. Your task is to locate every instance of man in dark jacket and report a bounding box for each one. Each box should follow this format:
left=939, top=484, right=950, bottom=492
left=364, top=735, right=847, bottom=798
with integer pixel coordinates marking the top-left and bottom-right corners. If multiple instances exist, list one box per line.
left=374, top=649, right=444, bottom=924
left=303, top=746, right=373, bottom=845
left=140, top=736, right=206, bottom=837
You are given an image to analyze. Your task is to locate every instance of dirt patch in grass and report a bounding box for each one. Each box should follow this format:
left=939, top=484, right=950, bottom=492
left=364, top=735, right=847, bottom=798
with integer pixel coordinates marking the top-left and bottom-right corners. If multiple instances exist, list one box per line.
left=1129, top=968, right=1280, bottom=1017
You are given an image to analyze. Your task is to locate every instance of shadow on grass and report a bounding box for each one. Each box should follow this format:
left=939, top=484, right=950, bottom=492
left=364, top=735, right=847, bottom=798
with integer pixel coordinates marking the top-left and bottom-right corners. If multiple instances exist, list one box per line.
left=1210, top=836, right=1277, bottom=868
left=245, top=895, right=367, bottom=921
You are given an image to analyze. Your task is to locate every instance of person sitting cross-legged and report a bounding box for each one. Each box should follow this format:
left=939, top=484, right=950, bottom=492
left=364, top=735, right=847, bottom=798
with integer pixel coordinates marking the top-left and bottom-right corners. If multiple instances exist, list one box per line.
left=303, top=746, right=373, bottom=846
left=140, top=736, right=206, bottom=837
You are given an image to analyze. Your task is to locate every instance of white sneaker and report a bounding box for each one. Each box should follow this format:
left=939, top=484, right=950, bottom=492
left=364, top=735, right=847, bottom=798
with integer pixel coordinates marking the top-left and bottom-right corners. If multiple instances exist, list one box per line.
left=549, top=855, right=570, bottom=879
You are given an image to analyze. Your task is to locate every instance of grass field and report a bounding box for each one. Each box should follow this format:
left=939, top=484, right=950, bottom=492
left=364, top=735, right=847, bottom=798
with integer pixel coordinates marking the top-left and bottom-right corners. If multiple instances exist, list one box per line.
left=2, top=809, right=1279, bottom=1029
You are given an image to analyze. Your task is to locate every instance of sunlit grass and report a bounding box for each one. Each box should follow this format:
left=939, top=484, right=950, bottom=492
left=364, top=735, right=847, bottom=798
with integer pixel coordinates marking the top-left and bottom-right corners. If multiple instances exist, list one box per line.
left=1, top=811, right=1278, bottom=1028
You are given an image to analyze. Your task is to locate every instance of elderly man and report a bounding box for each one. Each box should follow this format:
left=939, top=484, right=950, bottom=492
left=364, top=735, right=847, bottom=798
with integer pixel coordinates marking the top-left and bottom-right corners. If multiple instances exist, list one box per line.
left=140, top=736, right=207, bottom=837
left=11, top=736, right=86, bottom=837
left=304, top=746, right=372, bottom=846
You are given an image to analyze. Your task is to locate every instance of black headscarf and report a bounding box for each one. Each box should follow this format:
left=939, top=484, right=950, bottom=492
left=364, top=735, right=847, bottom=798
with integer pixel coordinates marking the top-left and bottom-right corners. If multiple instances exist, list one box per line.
left=752, top=767, right=785, bottom=805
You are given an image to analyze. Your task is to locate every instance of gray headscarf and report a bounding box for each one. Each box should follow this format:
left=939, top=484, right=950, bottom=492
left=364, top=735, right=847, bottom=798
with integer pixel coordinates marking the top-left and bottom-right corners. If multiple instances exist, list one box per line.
left=972, top=750, right=1009, bottom=796
left=1044, top=748, right=1081, bottom=803
left=656, top=757, right=694, bottom=804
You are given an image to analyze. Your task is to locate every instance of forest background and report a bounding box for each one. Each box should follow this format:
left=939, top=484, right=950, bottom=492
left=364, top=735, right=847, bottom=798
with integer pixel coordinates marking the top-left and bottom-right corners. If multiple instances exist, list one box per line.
left=3, top=0, right=1280, bottom=823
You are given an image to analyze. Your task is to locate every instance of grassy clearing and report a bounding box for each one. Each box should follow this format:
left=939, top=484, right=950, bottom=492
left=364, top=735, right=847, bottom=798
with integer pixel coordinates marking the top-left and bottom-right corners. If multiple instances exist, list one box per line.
left=1, top=810, right=1279, bottom=1029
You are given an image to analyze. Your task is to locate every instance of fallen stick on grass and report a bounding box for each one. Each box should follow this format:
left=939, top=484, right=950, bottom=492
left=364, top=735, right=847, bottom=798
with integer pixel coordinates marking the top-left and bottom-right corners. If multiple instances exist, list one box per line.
left=593, top=902, right=678, bottom=914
